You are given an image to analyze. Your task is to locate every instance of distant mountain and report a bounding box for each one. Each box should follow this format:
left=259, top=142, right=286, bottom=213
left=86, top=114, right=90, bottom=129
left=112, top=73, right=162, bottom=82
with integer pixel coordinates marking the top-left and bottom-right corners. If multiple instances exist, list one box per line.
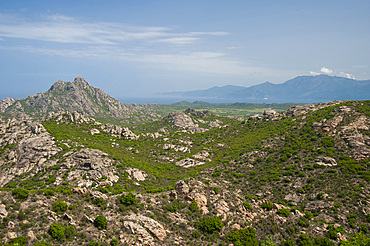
left=0, top=77, right=159, bottom=122
left=158, top=75, right=370, bottom=102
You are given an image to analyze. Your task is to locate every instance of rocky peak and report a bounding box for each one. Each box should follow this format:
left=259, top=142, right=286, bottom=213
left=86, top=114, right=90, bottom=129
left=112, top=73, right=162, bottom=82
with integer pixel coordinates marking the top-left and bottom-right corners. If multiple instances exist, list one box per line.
left=0, top=77, right=160, bottom=123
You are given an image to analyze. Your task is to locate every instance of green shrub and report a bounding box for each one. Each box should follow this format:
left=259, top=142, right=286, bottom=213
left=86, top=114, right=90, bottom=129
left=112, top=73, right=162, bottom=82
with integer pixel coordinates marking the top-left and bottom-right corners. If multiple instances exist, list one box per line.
left=48, top=223, right=66, bottom=241
left=281, top=238, right=295, bottom=246
left=94, top=215, right=107, bottom=229
left=88, top=242, right=100, bottom=246
left=198, top=216, right=224, bottom=234
left=52, top=200, right=68, bottom=214
left=189, top=200, right=199, bottom=213
left=314, top=237, right=335, bottom=246
left=110, top=238, right=119, bottom=246
left=226, top=227, right=258, bottom=246
left=298, top=218, right=309, bottom=228
left=164, top=204, right=178, bottom=213
left=118, top=193, right=138, bottom=206
left=33, top=241, right=52, bottom=246
left=12, top=188, right=29, bottom=201
left=260, top=201, right=273, bottom=210
left=359, top=224, right=368, bottom=234
left=6, top=236, right=28, bottom=246
left=43, top=188, right=56, bottom=198
left=297, top=234, right=313, bottom=246
left=276, top=208, right=290, bottom=217
left=65, top=226, right=76, bottom=241
left=243, top=201, right=253, bottom=211
left=304, top=211, right=313, bottom=220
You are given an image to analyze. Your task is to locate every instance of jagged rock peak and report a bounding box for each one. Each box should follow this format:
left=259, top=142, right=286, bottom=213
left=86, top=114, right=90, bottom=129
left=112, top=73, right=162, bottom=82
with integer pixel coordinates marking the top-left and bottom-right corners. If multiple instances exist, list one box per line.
left=48, top=77, right=93, bottom=92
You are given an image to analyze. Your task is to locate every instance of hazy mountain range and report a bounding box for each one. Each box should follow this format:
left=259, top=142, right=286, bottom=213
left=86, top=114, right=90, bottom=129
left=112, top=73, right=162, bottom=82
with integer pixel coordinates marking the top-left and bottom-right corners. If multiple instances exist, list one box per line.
left=157, top=75, right=370, bottom=102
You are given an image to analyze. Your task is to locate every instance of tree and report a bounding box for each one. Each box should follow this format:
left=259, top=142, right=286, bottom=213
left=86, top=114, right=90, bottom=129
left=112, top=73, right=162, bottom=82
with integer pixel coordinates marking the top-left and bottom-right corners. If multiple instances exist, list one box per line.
left=94, top=215, right=107, bottom=229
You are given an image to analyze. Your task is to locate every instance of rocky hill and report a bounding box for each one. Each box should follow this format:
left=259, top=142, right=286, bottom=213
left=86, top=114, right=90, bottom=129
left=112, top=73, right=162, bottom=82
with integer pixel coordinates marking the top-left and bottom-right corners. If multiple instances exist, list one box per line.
left=0, top=77, right=160, bottom=124
left=0, top=96, right=369, bottom=245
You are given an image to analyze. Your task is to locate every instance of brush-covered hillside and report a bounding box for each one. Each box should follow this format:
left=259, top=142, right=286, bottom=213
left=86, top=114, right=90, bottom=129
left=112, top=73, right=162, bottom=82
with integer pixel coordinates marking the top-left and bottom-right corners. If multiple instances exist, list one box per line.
left=0, top=96, right=369, bottom=245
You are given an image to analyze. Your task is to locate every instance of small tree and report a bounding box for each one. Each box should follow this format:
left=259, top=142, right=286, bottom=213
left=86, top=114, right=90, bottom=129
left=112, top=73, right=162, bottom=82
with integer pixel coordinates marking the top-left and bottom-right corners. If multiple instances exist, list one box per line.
left=94, top=215, right=107, bottom=229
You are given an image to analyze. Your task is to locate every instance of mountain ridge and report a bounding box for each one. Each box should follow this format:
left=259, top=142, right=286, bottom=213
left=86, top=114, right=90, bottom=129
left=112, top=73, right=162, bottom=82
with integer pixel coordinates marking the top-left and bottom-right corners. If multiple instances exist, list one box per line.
left=157, top=75, right=370, bottom=102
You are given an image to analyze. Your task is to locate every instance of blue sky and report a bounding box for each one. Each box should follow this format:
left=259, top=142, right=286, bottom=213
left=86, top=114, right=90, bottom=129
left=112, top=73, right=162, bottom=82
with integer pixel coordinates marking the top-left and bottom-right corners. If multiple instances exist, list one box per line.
left=0, top=0, right=369, bottom=99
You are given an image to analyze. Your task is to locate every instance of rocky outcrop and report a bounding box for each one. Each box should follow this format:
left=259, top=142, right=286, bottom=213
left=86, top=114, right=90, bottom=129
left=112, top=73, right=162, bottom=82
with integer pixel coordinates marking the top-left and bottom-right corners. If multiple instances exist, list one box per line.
left=285, top=101, right=343, bottom=118
left=175, top=180, right=189, bottom=195
left=126, top=168, right=148, bottom=181
left=0, top=119, right=62, bottom=186
left=184, top=108, right=216, bottom=117
left=315, top=156, right=337, bottom=166
left=124, top=214, right=167, bottom=242
left=175, top=158, right=204, bottom=168
left=0, top=204, right=8, bottom=218
left=164, top=111, right=207, bottom=133
left=187, top=192, right=209, bottom=214
left=0, top=98, right=16, bottom=112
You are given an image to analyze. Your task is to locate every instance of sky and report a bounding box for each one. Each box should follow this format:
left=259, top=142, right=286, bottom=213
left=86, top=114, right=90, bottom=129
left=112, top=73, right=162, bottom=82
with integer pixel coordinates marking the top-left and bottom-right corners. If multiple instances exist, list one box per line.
left=0, top=0, right=369, bottom=100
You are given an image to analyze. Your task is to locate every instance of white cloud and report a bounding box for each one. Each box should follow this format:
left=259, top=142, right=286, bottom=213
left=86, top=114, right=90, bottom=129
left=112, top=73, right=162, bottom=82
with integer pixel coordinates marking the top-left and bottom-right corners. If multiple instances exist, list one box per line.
left=310, top=66, right=356, bottom=79
left=320, top=67, right=334, bottom=75
left=0, top=14, right=227, bottom=45
left=310, top=71, right=320, bottom=76
left=339, top=72, right=356, bottom=79
left=155, top=37, right=201, bottom=45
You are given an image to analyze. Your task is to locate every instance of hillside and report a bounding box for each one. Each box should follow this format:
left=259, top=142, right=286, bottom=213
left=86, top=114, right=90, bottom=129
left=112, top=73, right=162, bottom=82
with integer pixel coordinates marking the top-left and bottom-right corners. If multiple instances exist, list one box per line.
left=0, top=97, right=369, bottom=245
left=158, top=75, right=370, bottom=102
